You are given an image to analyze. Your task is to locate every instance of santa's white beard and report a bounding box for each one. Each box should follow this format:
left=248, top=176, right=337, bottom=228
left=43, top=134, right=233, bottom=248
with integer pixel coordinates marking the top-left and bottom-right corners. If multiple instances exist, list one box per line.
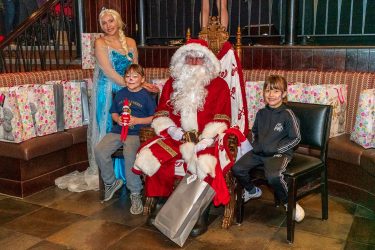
left=170, top=64, right=211, bottom=131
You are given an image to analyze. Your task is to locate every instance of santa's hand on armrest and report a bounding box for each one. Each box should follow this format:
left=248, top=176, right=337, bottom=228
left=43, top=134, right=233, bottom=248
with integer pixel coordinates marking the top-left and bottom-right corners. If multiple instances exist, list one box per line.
left=194, top=138, right=214, bottom=153
left=167, top=126, right=184, bottom=141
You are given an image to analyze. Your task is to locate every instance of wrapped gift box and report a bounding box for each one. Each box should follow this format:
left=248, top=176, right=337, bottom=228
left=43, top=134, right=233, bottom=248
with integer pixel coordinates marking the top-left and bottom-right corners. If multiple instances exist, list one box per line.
left=15, top=85, right=37, bottom=141
left=287, top=82, right=306, bottom=102
left=63, top=81, right=82, bottom=129
left=245, top=81, right=265, bottom=129
left=350, top=89, right=375, bottom=149
left=303, top=84, right=347, bottom=138
left=0, top=87, right=27, bottom=143
left=30, top=85, right=58, bottom=136
left=63, top=80, right=89, bottom=129
left=81, top=33, right=104, bottom=69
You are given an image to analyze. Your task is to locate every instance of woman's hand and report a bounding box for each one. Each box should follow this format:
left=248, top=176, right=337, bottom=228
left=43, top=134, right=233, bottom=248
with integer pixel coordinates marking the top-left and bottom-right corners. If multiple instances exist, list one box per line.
left=143, top=82, right=160, bottom=93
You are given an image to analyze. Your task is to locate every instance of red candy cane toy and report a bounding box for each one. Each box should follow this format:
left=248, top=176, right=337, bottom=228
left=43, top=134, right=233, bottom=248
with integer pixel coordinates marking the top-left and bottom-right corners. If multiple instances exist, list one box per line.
left=120, top=99, right=131, bottom=142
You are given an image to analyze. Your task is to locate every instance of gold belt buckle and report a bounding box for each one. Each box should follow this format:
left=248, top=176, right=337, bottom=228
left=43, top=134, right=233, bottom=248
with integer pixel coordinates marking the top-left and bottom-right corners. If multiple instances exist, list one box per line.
left=182, top=130, right=199, bottom=144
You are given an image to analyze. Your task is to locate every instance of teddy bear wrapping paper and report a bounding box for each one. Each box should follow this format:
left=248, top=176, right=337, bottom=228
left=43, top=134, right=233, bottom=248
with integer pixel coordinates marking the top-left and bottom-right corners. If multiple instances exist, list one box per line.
left=27, top=84, right=58, bottom=136
left=0, top=87, right=31, bottom=143
left=14, top=86, right=37, bottom=141
left=0, top=80, right=90, bottom=143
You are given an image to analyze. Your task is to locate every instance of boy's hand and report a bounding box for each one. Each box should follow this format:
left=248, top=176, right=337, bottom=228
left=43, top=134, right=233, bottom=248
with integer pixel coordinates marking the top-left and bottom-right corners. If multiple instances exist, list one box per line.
left=117, top=117, right=124, bottom=126
left=122, top=116, right=139, bottom=127
left=117, top=115, right=130, bottom=126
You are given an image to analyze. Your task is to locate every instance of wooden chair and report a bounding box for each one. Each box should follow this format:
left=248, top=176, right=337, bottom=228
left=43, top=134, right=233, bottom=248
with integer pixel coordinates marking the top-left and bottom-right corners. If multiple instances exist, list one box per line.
left=236, top=102, right=332, bottom=243
left=198, top=16, right=229, bottom=55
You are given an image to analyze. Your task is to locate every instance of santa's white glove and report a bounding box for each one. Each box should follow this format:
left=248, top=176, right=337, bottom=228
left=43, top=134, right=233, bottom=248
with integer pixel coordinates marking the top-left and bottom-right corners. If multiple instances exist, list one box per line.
left=195, top=138, right=214, bottom=153
left=167, top=126, right=184, bottom=141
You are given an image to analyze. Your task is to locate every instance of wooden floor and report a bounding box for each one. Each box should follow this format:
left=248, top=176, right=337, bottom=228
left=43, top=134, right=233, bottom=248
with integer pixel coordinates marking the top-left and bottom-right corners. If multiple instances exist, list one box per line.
left=0, top=185, right=374, bottom=249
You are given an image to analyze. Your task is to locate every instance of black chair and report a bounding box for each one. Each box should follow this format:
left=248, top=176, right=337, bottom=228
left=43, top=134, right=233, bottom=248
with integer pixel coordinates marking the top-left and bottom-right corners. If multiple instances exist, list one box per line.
left=235, top=102, right=332, bottom=243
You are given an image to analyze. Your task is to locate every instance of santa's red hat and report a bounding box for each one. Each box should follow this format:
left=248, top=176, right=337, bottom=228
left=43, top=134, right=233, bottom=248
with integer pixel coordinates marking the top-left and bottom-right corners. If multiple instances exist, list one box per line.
left=170, top=38, right=221, bottom=78
left=186, top=38, right=209, bottom=47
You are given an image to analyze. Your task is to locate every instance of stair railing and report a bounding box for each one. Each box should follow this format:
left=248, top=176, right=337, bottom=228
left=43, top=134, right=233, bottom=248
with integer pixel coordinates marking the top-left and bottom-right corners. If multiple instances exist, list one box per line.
left=0, top=0, right=78, bottom=73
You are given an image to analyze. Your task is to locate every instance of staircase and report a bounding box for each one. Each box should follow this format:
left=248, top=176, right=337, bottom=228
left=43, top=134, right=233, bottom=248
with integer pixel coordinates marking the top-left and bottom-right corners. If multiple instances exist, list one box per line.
left=0, top=0, right=81, bottom=73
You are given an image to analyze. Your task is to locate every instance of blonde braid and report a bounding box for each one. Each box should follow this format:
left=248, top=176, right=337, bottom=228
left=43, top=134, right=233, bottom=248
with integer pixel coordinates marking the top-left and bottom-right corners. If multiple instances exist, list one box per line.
left=118, top=29, right=132, bottom=61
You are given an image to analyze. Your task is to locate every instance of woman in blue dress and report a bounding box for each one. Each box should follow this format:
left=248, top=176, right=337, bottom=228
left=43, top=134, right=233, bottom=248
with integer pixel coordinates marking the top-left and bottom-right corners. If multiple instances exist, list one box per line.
left=87, top=8, right=137, bottom=189
left=56, top=8, right=157, bottom=192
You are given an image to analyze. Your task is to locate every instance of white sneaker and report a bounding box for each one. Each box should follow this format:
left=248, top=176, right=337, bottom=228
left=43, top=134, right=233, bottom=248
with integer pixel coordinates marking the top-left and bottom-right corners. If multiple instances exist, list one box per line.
left=103, top=179, right=123, bottom=202
left=243, top=186, right=262, bottom=203
left=284, top=203, right=305, bottom=222
left=130, top=193, right=143, bottom=215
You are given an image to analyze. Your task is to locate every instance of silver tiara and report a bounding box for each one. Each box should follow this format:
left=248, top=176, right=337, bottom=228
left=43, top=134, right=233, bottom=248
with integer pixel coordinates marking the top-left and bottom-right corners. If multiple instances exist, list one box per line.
left=100, top=7, right=107, bottom=15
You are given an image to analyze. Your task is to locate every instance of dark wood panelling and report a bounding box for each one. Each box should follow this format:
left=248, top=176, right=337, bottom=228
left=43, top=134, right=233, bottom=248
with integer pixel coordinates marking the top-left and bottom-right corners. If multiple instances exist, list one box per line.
left=271, top=49, right=282, bottom=69
left=241, top=48, right=251, bottom=69
left=357, top=49, right=370, bottom=72
left=262, top=49, right=272, bottom=69
left=291, top=49, right=302, bottom=70
left=312, top=49, right=325, bottom=71
left=345, top=49, right=359, bottom=72
left=152, top=48, right=161, bottom=67
left=138, top=47, right=146, bottom=65
left=281, top=49, right=292, bottom=70
left=303, top=49, right=314, bottom=70
left=138, top=46, right=375, bottom=73
left=333, top=49, right=346, bottom=71
left=252, top=48, right=263, bottom=69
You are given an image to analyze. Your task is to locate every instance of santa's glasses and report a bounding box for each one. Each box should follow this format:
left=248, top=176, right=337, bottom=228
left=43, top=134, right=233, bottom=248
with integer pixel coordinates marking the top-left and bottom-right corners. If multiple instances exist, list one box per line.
left=185, top=55, right=205, bottom=65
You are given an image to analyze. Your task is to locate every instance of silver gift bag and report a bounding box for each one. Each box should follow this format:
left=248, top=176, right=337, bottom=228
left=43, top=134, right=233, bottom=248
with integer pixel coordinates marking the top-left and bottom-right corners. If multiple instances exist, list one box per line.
left=80, top=81, right=89, bottom=125
left=45, top=82, right=65, bottom=132
left=153, top=174, right=215, bottom=247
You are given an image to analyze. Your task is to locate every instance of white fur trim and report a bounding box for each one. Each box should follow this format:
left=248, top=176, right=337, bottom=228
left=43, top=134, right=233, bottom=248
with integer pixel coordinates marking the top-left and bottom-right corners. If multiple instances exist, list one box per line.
left=151, top=116, right=176, bottom=135
left=201, top=122, right=228, bottom=140
left=170, top=43, right=221, bottom=76
left=180, top=142, right=199, bottom=177
left=180, top=142, right=195, bottom=163
left=134, top=148, right=161, bottom=177
left=197, top=154, right=217, bottom=179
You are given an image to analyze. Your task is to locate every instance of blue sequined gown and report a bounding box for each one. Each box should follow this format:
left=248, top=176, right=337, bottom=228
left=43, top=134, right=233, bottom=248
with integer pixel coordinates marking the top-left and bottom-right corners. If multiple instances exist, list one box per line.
left=87, top=49, right=134, bottom=186
left=55, top=48, right=133, bottom=192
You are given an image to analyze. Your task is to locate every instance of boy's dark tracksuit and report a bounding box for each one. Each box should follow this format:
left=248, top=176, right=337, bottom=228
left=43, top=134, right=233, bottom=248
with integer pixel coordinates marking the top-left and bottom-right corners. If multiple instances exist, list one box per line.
left=232, top=104, right=301, bottom=204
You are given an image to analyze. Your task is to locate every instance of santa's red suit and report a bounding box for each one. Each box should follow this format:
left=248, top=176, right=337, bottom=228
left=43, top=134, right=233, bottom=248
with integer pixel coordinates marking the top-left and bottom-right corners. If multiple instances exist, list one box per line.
left=132, top=39, right=233, bottom=206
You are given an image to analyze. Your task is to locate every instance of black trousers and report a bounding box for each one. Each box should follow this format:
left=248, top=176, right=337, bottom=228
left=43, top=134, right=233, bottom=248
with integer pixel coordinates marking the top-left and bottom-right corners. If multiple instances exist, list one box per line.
left=232, top=151, right=290, bottom=204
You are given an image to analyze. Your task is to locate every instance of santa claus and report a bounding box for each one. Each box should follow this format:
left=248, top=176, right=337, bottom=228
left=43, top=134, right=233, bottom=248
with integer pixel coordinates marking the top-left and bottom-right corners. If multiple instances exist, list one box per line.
left=132, top=39, right=232, bottom=236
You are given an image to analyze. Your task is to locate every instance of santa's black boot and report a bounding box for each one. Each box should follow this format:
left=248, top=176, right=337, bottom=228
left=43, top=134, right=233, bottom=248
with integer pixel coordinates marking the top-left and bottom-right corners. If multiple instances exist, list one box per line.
left=190, top=204, right=211, bottom=237
left=147, top=197, right=167, bottom=226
